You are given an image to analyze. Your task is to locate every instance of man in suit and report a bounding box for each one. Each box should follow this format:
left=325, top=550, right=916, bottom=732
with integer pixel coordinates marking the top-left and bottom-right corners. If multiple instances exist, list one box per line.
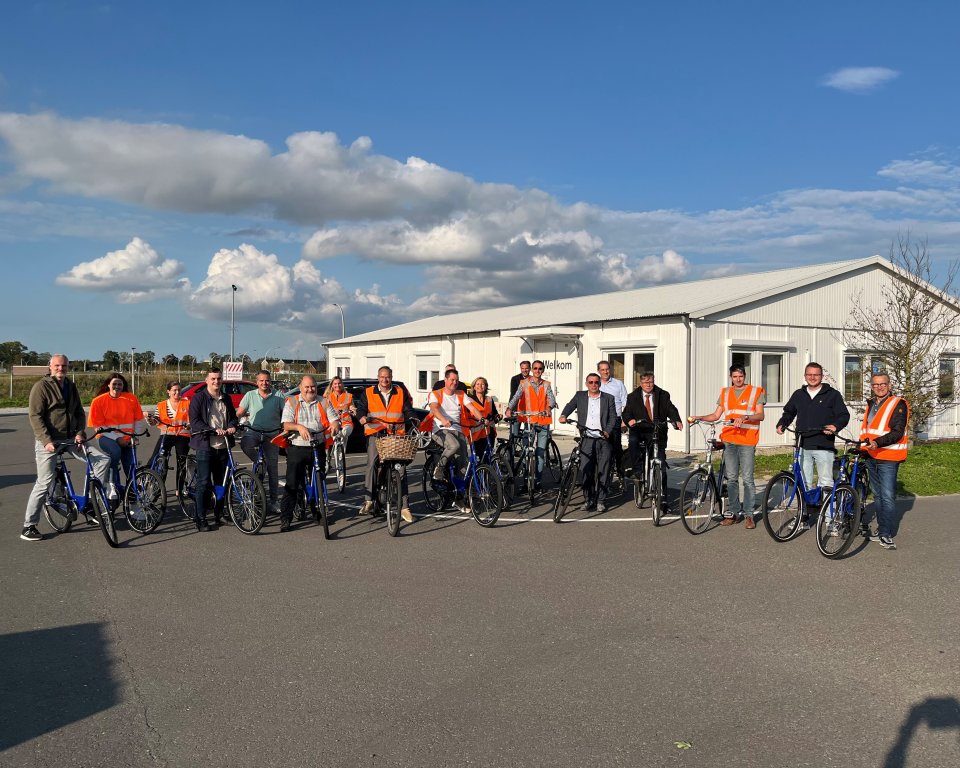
left=559, top=373, right=618, bottom=512
left=622, top=372, right=683, bottom=512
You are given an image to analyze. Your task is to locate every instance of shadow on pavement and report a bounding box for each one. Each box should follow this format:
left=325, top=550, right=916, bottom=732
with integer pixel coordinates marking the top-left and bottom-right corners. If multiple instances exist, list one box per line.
left=0, top=622, right=119, bottom=752
left=0, top=474, right=36, bottom=491
left=883, top=696, right=960, bottom=768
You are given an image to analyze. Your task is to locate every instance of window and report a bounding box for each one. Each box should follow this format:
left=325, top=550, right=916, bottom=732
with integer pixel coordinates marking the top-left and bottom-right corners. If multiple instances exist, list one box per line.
left=844, top=355, right=863, bottom=401
left=600, top=351, right=653, bottom=390
left=632, top=352, right=655, bottom=390
left=417, top=369, right=439, bottom=392
left=609, top=353, right=625, bottom=383
left=761, top=354, right=782, bottom=403
left=940, top=358, right=956, bottom=402
left=731, top=352, right=752, bottom=384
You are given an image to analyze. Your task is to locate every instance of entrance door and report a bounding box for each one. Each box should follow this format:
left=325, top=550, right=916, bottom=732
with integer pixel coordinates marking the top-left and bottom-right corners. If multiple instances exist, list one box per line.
left=532, top=340, right=580, bottom=432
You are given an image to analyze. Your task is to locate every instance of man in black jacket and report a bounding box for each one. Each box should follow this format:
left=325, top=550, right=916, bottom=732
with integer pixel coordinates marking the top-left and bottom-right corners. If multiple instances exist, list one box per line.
left=622, top=373, right=683, bottom=511
left=188, top=367, right=239, bottom=531
left=559, top=374, right=619, bottom=511
left=776, top=363, right=850, bottom=498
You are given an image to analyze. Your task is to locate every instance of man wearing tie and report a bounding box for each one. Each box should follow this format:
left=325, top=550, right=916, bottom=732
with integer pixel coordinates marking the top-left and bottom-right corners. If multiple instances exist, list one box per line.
left=622, top=372, right=683, bottom=513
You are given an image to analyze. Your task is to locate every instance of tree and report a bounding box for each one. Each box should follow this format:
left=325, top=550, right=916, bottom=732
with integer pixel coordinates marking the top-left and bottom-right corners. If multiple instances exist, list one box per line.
left=103, top=350, right=121, bottom=371
left=0, top=341, right=28, bottom=369
left=181, top=354, right=196, bottom=371
left=162, top=353, right=179, bottom=370
left=843, top=233, right=960, bottom=436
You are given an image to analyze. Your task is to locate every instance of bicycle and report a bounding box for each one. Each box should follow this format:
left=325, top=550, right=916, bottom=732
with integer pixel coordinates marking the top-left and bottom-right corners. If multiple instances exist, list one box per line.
left=552, top=419, right=609, bottom=523
left=496, top=413, right=561, bottom=506
left=628, top=418, right=673, bottom=526
left=422, top=424, right=504, bottom=527
left=179, top=428, right=267, bottom=534
left=286, top=433, right=331, bottom=539
left=96, top=427, right=166, bottom=536
left=678, top=419, right=735, bottom=535
left=814, top=434, right=867, bottom=558
left=367, top=417, right=418, bottom=537
left=760, top=426, right=833, bottom=543
left=327, top=412, right=350, bottom=493
left=42, top=438, right=119, bottom=547
left=146, top=416, right=191, bottom=517
left=478, top=430, right=514, bottom=511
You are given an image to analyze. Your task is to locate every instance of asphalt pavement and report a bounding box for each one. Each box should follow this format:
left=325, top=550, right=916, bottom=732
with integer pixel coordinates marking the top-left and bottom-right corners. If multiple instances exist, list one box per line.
left=1, top=411, right=958, bottom=768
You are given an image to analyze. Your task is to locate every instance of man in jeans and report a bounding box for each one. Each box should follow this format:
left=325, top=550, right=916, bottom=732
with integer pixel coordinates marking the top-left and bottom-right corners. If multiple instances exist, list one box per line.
left=776, top=362, right=849, bottom=523
left=22, top=355, right=110, bottom=541
left=236, top=370, right=284, bottom=513
left=188, top=368, right=238, bottom=531
left=859, top=373, right=909, bottom=550
left=504, top=360, right=557, bottom=490
left=689, top=365, right=764, bottom=527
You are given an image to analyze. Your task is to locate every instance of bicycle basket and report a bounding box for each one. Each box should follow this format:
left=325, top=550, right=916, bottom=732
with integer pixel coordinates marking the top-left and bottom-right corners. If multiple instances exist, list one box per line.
left=376, top=434, right=418, bottom=464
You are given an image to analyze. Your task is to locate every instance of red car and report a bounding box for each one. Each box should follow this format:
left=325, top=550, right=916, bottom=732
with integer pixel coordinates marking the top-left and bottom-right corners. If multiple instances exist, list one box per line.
left=180, top=380, right=257, bottom=409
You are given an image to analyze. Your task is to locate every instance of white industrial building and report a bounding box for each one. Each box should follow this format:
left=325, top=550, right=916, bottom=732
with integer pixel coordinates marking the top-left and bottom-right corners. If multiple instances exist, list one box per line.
left=325, top=256, right=960, bottom=451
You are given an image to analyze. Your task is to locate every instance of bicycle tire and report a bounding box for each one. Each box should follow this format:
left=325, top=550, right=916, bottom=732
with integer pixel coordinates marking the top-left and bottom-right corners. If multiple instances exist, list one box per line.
left=227, top=468, right=266, bottom=535
left=422, top=453, right=452, bottom=512
left=293, top=489, right=309, bottom=521
left=334, top=443, right=347, bottom=493
left=493, top=452, right=514, bottom=509
left=546, top=439, right=563, bottom=482
left=469, top=465, right=503, bottom=527
left=386, top=467, right=402, bottom=537
left=608, top=452, right=624, bottom=497
left=761, top=472, right=805, bottom=542
left=123, top=467, right=166, bottom=534
left=179, top=456, right=199, bottom=520
left=815, top=483, right=861, bottom=559
left=679, top=468, right=718, bottom=535
left=43, top=467, right=76, bottom=533
left=633, top=470, right=647, bottom=509
left=651, top=465, right=664, bottom=526
left=552, top=460, right=578, bottom=523
left=527, top=452, right=537, bottom=505
left=90, top=479, right=118, bottom=547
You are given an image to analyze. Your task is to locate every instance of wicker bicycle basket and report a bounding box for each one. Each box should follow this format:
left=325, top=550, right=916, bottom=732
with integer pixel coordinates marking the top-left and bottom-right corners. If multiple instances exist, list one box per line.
left=376, top=434, right=418, bottom=464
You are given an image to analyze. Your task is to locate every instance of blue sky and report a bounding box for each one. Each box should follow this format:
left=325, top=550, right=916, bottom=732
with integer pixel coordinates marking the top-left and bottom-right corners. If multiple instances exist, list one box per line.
left=2, top=0, right=959, bottom=361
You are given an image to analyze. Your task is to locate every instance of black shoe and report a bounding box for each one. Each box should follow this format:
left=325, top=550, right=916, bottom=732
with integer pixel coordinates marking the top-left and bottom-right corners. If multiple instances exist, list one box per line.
left=20, top=525, right=42, bottom=542
left=195, top=520, right=209, bottom=532
left=859, top=524, right=871, bottom=538
left=280, top=519, right=292, bottom=532
left=534, top=483, right=543, bottom=492
left=581, top=501, right=596, bottom=512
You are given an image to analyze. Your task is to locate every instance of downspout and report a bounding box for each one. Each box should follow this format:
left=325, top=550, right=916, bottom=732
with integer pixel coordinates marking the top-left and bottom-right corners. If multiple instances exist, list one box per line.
left=683, top=314, right=692, bottom=454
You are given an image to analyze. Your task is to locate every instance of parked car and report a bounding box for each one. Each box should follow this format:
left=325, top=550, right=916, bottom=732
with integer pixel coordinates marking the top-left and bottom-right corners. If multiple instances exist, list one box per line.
left=282, top=378, right=428, bottom=453
left=180, top=380, right=257, bottom=409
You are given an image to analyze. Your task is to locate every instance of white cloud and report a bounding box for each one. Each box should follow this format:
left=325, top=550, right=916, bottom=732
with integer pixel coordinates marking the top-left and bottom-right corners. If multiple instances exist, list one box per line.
left=55, top=237, right=190, bottom=302
left=878, top=158, right=960, bottom=186
left=822, top=67, right=900, bottom=94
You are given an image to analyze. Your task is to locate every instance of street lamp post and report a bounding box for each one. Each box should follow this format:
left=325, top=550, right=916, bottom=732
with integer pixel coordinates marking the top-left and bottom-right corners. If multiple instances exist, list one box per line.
left=331, top=303, right=345, bottom=338
left=131, top=346, right=136, bottom=394
left=230, top=284, right=238, bottom=361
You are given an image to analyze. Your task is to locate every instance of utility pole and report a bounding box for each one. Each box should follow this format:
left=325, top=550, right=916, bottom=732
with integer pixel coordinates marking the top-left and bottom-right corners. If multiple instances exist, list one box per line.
left=230, top=284, right=238, bottom=361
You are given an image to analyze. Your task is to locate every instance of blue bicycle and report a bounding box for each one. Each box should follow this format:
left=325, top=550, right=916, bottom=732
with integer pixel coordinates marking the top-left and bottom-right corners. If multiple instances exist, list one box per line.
left=43, top=439, right=119, bottom=547
left=287, top=434, right=331, bottom=539
left=95, top=427, right=166, bottom=536
left=814, top=434, right=867, bottom=558
left=422, top=427, right=504, bottom=527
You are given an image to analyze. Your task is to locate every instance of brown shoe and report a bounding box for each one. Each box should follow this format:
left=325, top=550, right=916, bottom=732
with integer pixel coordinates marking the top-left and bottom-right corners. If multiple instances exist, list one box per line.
left=358, top=500, right=374, bottom=516
left=400, top=507, right=414, bottom=523
left=720, top=516, right=739, bottom=526
left=744, top=516, right=756, bottom=530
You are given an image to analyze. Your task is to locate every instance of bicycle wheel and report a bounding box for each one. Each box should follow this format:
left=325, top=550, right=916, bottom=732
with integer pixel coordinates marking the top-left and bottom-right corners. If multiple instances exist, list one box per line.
left=470, top=465, right=503, bottom=527
left=546, top=439, right=563, bottom=482
left=493, top=452, right=514, bottom=509
left=385, top=467, right=403, bottom=537
left=123, top=468, right=166, bottom=534
left=334, top=443, right=347, bottom=493
left=422, top=453, right=452, bottom=512
left=679, top=468, right=718, bottom=535
left=43, top=467, right=76, bottom=533
left=312, top=484, right=330, bottom=539
left=227, top=468, right=266, bottom=534
left=179, top=456, right=199, bottom=520
left=608, top=452, right=624, bottom=497
left=650, top=465, right=664, bottom=527
left=90, top=479, right=118, bottom=547
left=633, top=470, right=647, bottom=509
left=526, top=452, right=537, bottom=505
left=552, top=460, right=578, bottom=523
left=293, top=488, right=309, bottom=521
left=761, top=472, right=805, bottom=542
left=815, top=483, right=861, bottom=559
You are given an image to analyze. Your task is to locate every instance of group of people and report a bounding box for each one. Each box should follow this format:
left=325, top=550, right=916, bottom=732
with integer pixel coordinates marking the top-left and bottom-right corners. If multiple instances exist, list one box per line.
left=21, top=355, right=911, bottom=550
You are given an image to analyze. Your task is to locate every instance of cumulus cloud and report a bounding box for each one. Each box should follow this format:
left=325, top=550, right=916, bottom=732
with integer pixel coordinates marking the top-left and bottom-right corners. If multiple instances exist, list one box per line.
left=55, top=237, right=190, bottom=302
left=822, top=67, right=900, bottom=93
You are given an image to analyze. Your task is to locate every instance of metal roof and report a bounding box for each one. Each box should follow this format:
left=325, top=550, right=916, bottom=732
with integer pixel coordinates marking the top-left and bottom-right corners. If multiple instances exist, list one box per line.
left=329, top=256, right=887, bottom=345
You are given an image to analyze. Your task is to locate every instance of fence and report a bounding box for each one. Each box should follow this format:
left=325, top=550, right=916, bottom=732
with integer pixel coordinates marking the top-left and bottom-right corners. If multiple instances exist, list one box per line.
left=3, top=371, right=208, bottom=406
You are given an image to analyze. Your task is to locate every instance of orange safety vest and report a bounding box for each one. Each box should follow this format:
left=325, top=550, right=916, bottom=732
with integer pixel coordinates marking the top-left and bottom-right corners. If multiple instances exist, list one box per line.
left=462, top=395, right=494, bottom=440
left=328, top=390, right=353, bottom=427
left=284, top=396, right=333, bottom=448
left=363, top=386, right=406, bottom=437
left=433, top=388, right=471, bottom=438
left=89, top=392, right=144, bottom=438
left=156, top=398, right=190, bottom=436
left=517, top=379, right=552, bottom=426
left=719, top=385, right=764, bottom=446
left=860, top=396, right=909, bottom=462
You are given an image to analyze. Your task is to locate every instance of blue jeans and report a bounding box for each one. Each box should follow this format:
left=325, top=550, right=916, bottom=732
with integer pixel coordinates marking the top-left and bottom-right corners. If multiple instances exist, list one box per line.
left=531, top=425, right=550, bottom=481
left=97, top=436, right=133, bottom=486
left=195, top=448, right=228, bottom=523
left=864, top=456, right=901, bottom=537
left=240, top=431, right=280, bottom=503
left=723, top=442, right=756, bottom=518
left=801, top=449, right=834, bottom=491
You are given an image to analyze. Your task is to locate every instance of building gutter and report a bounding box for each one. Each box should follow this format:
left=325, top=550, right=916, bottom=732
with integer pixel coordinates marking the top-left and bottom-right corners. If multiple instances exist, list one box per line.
left=683, top=313, right=692, bottom=454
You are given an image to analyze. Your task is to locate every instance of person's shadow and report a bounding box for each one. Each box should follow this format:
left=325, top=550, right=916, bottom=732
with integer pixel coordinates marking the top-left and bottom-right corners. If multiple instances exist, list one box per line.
left=883, top=696, right=960, bottom=768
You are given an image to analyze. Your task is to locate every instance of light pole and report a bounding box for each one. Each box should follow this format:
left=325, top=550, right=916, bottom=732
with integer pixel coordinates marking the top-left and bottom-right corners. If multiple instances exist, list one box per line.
left=230, top=284, right=238, bottom=361
left=131, top=346, right=136, bottom=394
left=331, top=303, right=345, bottom=338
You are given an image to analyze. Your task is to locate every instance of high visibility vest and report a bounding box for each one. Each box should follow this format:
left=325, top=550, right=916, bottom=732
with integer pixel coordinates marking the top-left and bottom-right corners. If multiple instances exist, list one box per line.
left=433, top=388, right=471, bottom=438
left=518, top=379, right=552, bottom=426
left=89, top=392, right=144, bottom=439
left=462, top=395, right=494, bottom=440
left=364, top=386, right=406, bottom=436
left=719, top=385, right=764, bottom=446
left=156, top=398, right=190, bottom=436
left=284, top=396, right=333, bottom=448
left=860, top=396, right=909, bottom=462
left=328, top=390, right=353, bottom=427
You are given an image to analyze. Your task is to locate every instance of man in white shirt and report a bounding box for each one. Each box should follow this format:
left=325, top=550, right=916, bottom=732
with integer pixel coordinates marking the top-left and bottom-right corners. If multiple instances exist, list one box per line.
left=597, top=360, right=628, bottom=485
left=559, top=374, right=618, bottom=512
left=428, top=369, right=485, bottom=481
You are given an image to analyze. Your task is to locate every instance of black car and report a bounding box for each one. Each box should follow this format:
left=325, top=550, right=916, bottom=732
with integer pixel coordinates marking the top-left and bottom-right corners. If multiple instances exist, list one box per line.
left=282, top=378, right=428, bottom=453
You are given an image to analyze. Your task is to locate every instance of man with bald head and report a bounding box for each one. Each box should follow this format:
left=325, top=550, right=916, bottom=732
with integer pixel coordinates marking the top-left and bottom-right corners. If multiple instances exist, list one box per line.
left=22, top=355, right=109, bottom=541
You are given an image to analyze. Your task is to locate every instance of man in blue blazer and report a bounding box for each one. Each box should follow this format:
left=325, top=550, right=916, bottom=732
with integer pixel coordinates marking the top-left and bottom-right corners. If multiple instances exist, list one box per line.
left=559, top=373, right=619, bottom=512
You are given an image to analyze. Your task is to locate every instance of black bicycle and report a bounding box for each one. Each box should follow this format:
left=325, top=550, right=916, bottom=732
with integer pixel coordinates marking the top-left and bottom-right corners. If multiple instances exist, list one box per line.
left=552, top=420, right=609, bottom=523
left=368, top=418, right=418, bottom=537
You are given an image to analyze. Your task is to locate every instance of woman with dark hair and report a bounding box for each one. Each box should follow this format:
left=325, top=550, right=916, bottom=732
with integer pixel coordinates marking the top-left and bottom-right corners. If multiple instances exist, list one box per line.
left=88, top=371, right=146, bottom=500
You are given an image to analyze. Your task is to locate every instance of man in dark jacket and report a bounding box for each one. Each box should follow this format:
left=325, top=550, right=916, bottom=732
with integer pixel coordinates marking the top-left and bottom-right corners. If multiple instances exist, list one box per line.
left=776, top=362, right=850, bottom=495
left=188, top=367, right=239, bottom=531
left=559, top=374, right=619, bottom=511
left=621, top=373, right=683, bottom=511
left=22, top=355, right=110, bottom=541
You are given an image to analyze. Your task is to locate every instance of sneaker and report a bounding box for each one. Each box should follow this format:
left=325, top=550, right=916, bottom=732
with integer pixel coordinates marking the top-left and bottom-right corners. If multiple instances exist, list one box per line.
left=20, top=525, right=42, bottom=542
left=580, top=501, right=596, bottom=512
left=400, top=507, right=414, bottom=523
left=279, top=519, right=292, bottom=532
left=878, top=535, right=896, bottom=550
left=596, top=502, right=607, bottom=513
left=825, top=522, right=841, bottom=537
left=358, top=500, right=374, bottom=516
